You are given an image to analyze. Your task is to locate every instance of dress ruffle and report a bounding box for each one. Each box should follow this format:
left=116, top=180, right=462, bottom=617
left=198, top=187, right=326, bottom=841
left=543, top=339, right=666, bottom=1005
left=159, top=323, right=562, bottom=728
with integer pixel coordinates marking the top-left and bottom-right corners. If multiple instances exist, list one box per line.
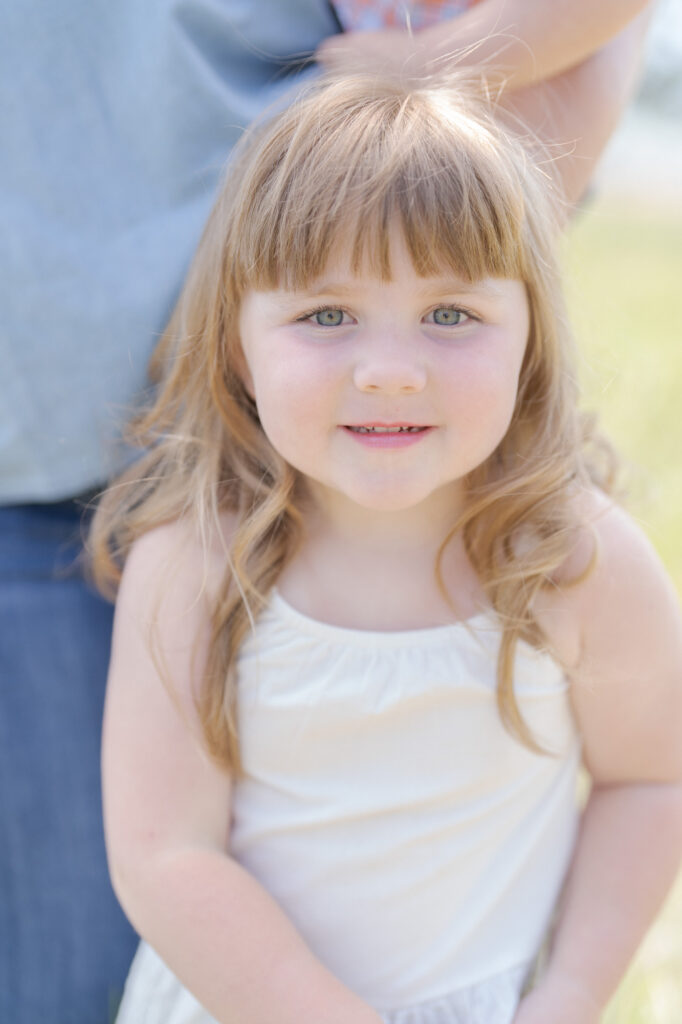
left=380, top=963, right=529, bottom=1024
left=117, top=941, right=530, bottom=1024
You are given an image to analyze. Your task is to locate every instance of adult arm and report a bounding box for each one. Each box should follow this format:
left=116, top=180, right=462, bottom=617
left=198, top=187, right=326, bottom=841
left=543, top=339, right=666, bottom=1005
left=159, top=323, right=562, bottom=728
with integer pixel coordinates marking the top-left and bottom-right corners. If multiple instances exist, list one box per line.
left=514, top=496, right=682, bottom=1023
left=103, top=523, right=383, bottom=1024
left=500, top=16, right=650, bottom=207
left=316, top=0, right=652, bottom=89
left=316, top=5, right=653, bottom=205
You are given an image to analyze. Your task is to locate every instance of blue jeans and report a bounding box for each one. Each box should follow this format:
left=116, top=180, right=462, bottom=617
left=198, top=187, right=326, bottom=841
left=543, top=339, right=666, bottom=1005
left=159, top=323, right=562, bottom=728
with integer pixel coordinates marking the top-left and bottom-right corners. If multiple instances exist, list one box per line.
left=0, top=500, right=138, bottom=1024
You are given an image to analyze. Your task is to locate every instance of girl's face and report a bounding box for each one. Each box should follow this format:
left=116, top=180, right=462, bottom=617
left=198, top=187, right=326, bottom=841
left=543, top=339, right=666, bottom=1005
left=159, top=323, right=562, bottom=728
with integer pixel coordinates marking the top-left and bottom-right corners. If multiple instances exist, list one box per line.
left=238, top=230, right=530, bottom=522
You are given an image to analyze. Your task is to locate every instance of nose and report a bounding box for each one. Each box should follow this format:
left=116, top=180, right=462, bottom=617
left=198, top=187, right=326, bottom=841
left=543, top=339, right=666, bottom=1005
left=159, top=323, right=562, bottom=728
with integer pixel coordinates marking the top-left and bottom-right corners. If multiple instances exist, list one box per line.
left=353, top=333, right=427, bottom=395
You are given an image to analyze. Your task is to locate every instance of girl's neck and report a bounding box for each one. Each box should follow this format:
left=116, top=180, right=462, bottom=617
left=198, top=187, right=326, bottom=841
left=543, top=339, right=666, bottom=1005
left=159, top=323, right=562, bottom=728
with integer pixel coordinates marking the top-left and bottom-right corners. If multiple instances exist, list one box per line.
left=301, top=478, right=466, bottom=553
left=278, top=487, right=486, bottom=632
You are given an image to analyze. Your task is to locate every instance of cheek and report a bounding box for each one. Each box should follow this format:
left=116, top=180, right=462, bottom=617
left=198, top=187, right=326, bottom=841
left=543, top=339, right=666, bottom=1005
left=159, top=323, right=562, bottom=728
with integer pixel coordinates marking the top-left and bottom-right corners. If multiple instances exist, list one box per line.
left=445, top=347, right=523, bottom=441
left=249, top=353, right=336, bottom=454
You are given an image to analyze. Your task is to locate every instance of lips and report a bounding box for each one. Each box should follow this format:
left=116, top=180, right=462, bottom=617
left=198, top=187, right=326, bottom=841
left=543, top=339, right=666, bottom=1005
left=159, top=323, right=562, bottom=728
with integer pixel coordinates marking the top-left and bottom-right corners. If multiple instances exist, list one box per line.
left=345, top=423, right=429, bottom=434
left=347, top=425, right=426, bottom=434
left=342, top=422, right=432, bottom=447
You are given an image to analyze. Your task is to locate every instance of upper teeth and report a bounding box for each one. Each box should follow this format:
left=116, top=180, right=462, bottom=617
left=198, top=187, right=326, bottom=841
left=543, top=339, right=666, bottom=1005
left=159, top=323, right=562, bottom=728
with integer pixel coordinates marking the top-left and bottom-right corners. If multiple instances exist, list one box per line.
left=353, top=426, right=421, bottom=433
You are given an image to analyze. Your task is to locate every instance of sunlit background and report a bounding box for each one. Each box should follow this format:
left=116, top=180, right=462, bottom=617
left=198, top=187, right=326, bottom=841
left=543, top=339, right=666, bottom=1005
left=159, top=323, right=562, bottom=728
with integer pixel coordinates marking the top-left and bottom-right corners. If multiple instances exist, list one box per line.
left=563, top=2, right=682, bottom=1018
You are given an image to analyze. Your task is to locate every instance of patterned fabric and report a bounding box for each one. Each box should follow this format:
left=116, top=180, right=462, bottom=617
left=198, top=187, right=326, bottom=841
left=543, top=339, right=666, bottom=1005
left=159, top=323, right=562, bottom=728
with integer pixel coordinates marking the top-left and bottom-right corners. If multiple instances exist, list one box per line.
left=332, top=0, right=477, bottom=31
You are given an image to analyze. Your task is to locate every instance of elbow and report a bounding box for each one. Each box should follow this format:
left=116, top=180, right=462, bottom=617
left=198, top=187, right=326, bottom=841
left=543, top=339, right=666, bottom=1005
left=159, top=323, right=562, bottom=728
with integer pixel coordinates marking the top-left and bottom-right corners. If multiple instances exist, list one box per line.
left=104, top=825, right=177, bottom=934
left=662, top=778, right=682, bottom=841
left=105, top=834, right=234, bottom=941
left=648, top=779, right=682, bottom=868
left=105, top=843, right=153, bottom=934
left=591, top=776, right=682, bottom=846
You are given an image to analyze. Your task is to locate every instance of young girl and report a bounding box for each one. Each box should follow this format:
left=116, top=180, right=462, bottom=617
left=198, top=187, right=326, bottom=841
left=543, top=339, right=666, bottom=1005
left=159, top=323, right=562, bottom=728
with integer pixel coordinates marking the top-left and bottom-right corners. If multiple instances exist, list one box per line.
left=92, top=73, right=682, bottom=1024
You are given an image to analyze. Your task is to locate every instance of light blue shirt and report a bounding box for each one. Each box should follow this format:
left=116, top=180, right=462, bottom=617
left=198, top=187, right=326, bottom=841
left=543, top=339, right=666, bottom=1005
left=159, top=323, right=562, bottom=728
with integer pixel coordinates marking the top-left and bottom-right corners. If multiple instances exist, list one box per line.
left=1, top=1, right=338, bottom=501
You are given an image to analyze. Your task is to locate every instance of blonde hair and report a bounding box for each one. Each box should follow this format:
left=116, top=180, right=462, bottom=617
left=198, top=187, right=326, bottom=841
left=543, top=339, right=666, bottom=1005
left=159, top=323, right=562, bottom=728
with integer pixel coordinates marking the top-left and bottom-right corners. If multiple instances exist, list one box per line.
left=91, top=71, right=613, bottom=768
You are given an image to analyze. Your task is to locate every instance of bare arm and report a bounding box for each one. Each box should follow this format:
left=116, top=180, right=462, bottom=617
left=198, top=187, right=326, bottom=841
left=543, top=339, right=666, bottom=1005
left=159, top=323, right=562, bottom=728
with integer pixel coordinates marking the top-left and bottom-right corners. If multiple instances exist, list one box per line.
left=514, top=498, right=682, bottom=1022
left=316, top=5, right=653, bottom=205
left=400, top=0, right=650, bottom=88
left=317, top=0, right=652, bottom=88
left=499, top=15, right=650, bottom=207
left=103, top=523, right=383, bottom=1024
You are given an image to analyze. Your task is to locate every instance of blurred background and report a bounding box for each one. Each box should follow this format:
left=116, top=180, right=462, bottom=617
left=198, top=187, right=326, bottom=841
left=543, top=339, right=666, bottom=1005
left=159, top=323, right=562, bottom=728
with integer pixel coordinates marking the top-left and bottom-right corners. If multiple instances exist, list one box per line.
left=563, top=1, right=682, bottom=1018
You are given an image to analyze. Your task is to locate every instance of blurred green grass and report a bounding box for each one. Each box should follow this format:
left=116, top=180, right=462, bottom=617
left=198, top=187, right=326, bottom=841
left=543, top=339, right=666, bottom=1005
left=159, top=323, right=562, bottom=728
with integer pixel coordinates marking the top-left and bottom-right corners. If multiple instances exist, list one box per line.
left=563, top=199, right=682, bottom=1023
left=564, top=200, right=682, bottom=592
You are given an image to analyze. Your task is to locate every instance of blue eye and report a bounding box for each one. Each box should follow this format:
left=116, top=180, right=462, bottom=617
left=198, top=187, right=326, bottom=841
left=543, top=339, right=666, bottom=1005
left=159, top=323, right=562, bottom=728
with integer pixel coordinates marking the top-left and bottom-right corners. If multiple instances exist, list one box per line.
left=312, top=308, right=345, bottom=327
left=429, top=306, right=469, bottom=326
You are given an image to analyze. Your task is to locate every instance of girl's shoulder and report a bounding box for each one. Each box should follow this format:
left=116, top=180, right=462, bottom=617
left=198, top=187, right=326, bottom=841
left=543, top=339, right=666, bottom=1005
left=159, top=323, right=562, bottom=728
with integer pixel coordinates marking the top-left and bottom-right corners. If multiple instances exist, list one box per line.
left=120, top=512, right=238, bottom=605
left=534, top=487, right=677, bottom=664
left=545, top=487, right=676, bottom=636
left=110, top=513, right=239, bottom=736
left=113, top=514, right=239, bottom=687
left=538, top=487, right=682, bottom=786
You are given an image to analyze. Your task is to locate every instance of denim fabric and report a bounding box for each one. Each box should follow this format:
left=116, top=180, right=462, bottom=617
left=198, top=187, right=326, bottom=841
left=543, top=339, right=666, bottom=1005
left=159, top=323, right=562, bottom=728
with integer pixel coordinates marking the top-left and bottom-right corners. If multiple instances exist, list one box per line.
left=0, top=500, right=137, bottom=1024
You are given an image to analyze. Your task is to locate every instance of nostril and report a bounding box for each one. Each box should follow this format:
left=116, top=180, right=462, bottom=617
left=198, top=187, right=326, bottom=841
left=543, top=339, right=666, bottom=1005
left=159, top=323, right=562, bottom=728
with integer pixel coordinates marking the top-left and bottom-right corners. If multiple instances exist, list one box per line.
left=353, top=363, right=427, bottom=395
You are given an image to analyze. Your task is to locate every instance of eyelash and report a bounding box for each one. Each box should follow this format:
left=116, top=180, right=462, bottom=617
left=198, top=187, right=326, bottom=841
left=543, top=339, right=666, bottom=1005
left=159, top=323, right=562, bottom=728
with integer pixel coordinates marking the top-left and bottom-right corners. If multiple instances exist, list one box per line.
left=426, top=304, right=479, bottom=325
left=296, top=304, right=480, bottom=325
left=296, top=305, right=353, bottom=324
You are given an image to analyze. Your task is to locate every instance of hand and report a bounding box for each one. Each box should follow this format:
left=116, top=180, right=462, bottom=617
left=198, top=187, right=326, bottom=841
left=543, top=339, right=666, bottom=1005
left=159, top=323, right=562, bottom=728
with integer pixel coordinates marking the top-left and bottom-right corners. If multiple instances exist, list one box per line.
left=512, top=976, right=602, bottom=1024
left=315, top=29, right=431, bottom=78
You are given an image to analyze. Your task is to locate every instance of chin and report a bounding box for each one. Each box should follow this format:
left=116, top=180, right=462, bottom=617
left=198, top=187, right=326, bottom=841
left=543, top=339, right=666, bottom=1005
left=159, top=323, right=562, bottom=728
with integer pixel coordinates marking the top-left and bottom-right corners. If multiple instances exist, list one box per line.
left=343, top=485, right=440, bottom=514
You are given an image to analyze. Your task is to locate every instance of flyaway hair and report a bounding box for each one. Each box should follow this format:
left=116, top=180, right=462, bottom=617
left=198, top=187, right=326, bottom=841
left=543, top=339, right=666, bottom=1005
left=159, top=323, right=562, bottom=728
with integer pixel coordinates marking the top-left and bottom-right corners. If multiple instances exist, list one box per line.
left=91, top=70, right=615, bottom=768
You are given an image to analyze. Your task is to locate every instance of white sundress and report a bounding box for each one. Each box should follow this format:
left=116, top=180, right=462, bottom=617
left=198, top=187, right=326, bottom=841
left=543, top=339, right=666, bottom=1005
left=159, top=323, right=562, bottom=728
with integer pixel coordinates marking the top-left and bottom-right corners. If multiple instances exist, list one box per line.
left=116, top=590, right=580, bottom=1024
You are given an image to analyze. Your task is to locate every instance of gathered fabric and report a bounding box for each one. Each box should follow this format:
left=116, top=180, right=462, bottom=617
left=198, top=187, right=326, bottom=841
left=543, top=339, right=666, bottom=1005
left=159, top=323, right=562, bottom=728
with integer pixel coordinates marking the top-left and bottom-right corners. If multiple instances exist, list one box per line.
left=379, top=964, right=530, bottom=1024
left=118, top=944, right=529, bottom=1024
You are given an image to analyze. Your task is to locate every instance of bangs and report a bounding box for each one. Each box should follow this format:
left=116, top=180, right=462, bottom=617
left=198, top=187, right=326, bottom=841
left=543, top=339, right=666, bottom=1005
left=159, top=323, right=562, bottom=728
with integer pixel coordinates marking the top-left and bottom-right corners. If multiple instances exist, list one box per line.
left=226, top=76, right=535, bottom=294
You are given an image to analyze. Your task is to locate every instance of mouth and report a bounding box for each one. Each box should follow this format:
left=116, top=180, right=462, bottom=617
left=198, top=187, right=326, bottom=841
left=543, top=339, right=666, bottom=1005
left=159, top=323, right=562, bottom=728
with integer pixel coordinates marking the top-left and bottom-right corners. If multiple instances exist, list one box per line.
left=344, top=423, right=430, bottom=435
left=342, top=422, right=433, bottom=448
